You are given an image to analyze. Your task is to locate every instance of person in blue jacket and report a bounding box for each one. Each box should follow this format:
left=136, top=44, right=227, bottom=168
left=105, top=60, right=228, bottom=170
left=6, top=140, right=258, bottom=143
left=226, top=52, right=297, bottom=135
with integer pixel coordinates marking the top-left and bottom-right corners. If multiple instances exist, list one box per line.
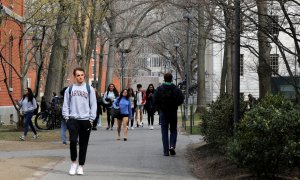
left=113, top=89, right=132, bottom=141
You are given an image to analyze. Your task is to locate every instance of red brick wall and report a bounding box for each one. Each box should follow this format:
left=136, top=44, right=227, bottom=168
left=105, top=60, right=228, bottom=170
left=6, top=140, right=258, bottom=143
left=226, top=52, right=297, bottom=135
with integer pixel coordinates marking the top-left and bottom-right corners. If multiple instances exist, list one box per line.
left=0, top=0, right=24, bottom=106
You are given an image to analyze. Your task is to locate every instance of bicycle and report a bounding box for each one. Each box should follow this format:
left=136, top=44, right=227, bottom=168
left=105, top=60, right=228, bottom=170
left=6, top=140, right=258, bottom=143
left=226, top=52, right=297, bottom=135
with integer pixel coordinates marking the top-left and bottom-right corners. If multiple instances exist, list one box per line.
left=34, top=102, right=62, bottom=130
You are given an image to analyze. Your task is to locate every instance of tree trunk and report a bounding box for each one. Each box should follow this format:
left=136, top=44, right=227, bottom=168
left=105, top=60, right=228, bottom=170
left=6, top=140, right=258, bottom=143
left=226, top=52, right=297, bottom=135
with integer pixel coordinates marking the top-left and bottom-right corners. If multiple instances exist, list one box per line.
left=226, top=40, right=233, bottom=94
left=220, top=41, right=227, bottom=94
left=257, top=0, right=272, bottom=98
left=44, top=1, right=70, bottom=102
left=105, top=17, right=116, bottom=89
left=223, top=3, right=233, bottom=95
left=196, top=3, right=207, bottom=113
left=97, top=25, right=105, bottom=94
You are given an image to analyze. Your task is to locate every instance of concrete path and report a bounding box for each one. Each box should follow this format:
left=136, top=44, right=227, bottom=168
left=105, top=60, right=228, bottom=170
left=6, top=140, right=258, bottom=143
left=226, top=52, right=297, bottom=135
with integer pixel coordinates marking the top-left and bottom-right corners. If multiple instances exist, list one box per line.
left=2, top=114, right=203, bottom=180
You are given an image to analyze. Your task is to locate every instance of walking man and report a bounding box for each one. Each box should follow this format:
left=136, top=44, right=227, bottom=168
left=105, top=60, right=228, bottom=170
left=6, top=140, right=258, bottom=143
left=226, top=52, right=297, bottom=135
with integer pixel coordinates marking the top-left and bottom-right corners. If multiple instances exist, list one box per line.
left=154, top=73, right=184, bottom=156
left=135, top=84, right=146, bottom=127
left=62, top=67, right=97, bottom=175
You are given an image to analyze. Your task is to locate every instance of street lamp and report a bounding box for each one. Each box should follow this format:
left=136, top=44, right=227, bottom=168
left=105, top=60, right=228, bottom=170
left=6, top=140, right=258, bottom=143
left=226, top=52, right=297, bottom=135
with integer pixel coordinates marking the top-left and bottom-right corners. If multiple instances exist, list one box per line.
left=174, top=43, right=180, bottom=85
left=119, top=48, right=131, bottom=90
left=183, top=12, right=192, bottom=133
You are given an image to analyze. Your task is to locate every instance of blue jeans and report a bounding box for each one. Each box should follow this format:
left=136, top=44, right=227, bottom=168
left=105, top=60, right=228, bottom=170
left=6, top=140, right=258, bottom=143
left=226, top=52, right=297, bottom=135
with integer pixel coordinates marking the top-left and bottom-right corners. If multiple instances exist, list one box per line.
left=61, top=120, right=67, bottom=143
left=23, top=111, right=37, bottom=136
left=160, top=110, right=178, bottom=154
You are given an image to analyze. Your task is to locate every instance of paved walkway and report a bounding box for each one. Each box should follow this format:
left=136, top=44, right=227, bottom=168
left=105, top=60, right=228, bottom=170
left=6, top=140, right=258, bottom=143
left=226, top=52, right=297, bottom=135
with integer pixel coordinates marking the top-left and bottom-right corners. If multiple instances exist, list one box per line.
left=2, top=114, right=203, bottom=179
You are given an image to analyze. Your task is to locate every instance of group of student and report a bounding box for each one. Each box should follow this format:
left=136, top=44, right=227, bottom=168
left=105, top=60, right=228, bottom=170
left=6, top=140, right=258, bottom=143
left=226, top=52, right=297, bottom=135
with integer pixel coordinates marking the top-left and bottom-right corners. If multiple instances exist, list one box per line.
left=102, top=83, right=156, bottom=131
left=16, top=67, right=184, bottom=176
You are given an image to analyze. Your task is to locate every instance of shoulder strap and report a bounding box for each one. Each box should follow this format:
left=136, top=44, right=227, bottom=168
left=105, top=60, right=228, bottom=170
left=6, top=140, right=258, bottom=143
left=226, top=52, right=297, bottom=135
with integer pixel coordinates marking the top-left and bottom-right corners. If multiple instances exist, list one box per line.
left=68, top=85, right=73, bottom=106
left=86, top=84, right=91, bottom=108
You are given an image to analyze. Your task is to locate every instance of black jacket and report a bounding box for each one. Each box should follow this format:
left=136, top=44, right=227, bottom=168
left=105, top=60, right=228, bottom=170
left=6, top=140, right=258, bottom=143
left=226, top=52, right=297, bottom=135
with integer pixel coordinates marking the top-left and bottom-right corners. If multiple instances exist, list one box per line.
left=154, top=83, right=184, bottom=111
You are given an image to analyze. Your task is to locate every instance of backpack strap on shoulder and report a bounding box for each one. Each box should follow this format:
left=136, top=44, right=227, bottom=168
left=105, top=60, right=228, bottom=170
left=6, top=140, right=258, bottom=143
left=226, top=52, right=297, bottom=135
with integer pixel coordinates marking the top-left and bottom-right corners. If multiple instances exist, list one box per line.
left=68, top=85, right=73, bottom=106
left=86, top=84, right=91, bottom=108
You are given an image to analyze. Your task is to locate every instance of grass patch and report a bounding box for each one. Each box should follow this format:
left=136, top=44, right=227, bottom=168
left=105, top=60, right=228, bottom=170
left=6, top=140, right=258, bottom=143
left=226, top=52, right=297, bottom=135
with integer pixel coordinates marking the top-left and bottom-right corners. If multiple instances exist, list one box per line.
left=185, top=126, right=202, bottom=135
left=181, top=113, right=203, bottom=135
left=0, top=125, right=62, bottom=142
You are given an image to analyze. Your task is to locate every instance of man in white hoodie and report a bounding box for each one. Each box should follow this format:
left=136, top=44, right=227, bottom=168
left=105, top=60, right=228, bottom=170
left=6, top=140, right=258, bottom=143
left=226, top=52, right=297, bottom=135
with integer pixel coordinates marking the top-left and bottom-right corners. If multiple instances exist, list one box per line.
left=62, top=67, right=97, bottom=175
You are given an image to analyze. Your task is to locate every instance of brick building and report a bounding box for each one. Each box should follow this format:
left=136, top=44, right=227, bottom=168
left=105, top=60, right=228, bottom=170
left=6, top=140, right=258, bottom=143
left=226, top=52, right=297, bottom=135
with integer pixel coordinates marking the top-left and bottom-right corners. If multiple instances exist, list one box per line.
left=0, top=0, right=24, bottom=124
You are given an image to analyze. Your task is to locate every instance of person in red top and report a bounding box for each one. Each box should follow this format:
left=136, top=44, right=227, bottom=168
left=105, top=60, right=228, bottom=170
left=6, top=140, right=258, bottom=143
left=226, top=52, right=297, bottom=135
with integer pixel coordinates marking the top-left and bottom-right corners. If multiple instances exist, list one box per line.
left=134, top=84, right=146, bottom=127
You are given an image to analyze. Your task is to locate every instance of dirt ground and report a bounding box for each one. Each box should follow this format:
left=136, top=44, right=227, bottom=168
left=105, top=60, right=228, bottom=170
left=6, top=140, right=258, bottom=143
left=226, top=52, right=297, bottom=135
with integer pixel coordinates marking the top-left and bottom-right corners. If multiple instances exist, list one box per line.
left=0, top=140, right=67, bottom=180
left=186, top=142, right=300, bottom=180
left=0, top=157, right=63, bottom=180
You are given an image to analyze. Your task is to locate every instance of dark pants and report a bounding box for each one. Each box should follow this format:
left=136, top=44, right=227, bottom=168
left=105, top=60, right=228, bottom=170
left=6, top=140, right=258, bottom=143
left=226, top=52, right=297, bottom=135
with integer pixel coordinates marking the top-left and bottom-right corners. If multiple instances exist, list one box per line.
left=160, top=110, right=178, bottom=154
left=67, top=119, right=91, bottom=165
left=127, top=108, right=135, bottom=127
left=107, top=108, right=114, bottom=128
left=24, top=111, right=37, bottom=136
left=147, top=110, right=154, bottom=126
left=93, top=116, right=99, bottom=128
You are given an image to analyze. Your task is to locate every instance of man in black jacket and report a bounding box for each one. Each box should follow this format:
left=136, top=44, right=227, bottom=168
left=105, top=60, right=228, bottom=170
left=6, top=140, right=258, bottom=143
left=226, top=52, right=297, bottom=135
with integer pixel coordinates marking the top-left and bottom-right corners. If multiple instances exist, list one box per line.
left=154, top=73, right=184, bottom=156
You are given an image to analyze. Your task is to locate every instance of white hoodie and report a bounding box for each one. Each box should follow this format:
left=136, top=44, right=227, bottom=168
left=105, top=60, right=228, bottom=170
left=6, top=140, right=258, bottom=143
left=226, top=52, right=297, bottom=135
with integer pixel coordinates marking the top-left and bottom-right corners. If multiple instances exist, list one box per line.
left=62, top=83, right=97, bottom=121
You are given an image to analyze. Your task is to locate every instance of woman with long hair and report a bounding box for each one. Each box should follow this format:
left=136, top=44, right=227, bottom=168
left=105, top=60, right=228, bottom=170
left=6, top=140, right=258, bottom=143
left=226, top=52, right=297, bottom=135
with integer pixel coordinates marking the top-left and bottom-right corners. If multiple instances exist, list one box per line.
left=16, top=88, right=38, bottom=141
left=127, top=88, right=135, bottom=129
left=103, top=83, right=119, bottom=130
left=113, top=89, right=132, bottom=141
left=145, top=84, right=156, bottom=130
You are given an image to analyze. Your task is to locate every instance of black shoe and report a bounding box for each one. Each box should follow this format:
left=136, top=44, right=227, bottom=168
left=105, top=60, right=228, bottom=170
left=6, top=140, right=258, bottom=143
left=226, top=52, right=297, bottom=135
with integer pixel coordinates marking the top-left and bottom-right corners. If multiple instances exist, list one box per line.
left=124, top=138, right=127, bottom=141
left=106, top=126, right=110, bottom=130
left=169, top=147, right=176, bottom=156
left=164, top=153, right=169, bottom=156
left=92, top=127, right=97, bottom=130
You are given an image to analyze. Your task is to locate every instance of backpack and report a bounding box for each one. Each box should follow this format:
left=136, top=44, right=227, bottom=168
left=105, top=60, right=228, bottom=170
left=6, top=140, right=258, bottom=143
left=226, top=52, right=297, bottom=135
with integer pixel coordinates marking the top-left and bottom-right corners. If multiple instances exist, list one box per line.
left=34, top=102, right=39, bottom=115
left=157, top=85, right=183, bottom=111
left=55, top=97, right=64, bottom=117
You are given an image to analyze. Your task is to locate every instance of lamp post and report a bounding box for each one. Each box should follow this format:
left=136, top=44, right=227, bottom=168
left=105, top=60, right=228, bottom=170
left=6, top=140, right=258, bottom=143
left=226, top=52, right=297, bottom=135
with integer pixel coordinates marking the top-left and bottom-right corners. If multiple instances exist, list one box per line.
left=184, top=12, right=192, bottom=133
left=234, top=0, right=241, bottom=130
left=119, top=48, right=131, bottom=90
left=174, top=43, right=179, bottom=86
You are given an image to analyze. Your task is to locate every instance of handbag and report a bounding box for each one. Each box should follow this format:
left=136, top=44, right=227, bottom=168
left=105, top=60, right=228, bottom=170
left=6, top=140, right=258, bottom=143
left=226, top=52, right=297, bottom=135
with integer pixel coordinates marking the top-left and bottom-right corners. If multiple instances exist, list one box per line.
left=111, top=103, right=120, bottom=118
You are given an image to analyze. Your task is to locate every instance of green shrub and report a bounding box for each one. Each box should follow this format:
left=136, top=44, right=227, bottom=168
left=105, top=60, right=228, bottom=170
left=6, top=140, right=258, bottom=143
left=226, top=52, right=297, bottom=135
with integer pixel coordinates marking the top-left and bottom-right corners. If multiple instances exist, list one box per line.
left=201, top=94, right=247, bottom=152
left=227, top=94, right=300, bottom=177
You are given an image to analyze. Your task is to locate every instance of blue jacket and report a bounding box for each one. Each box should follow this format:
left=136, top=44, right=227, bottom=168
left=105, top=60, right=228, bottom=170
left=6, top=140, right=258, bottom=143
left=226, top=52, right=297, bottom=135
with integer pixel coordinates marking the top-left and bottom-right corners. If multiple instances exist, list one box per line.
left=113, top=97, right=132, bottom=119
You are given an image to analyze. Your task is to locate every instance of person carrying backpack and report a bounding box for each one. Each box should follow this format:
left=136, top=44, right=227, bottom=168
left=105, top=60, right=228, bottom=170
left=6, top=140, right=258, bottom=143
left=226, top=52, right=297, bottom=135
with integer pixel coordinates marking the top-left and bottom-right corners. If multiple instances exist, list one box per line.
left=92, top=91, right=102, bottom=130
left=62, top=67, right=97, bottom=175
left=102, top=83, right=119, bottom=130
left=59, top=87, right=68, bottom=145
left=154, top=73, right=184, bottom=156
left=134, top=84, right=146, bottom=127
left=15, top=88, right=39, bottom=141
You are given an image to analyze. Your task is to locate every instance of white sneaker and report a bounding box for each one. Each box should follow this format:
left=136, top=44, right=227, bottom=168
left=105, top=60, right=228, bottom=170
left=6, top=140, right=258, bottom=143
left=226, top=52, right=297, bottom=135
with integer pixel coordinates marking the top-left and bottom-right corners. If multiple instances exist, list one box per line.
left=77, top=165, right=84, bottom=175
left=69, top=163, right=77, bottom=175
left=150, top=126, right=154, bottom=130
left=32, top=134, right=39, bottom=139
left=131, top=127, right=134, bottom=130
left=19, top=135, right=25, bottom=141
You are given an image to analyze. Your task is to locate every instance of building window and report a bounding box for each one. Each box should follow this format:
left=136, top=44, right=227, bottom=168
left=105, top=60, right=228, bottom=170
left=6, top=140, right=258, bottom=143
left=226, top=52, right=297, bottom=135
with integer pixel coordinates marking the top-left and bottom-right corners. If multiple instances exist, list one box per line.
left=270, top=15, right=279, bottom=35
left=270, top=54, right=279, bottom=76
left=240, top=54, right=244, bottom=76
